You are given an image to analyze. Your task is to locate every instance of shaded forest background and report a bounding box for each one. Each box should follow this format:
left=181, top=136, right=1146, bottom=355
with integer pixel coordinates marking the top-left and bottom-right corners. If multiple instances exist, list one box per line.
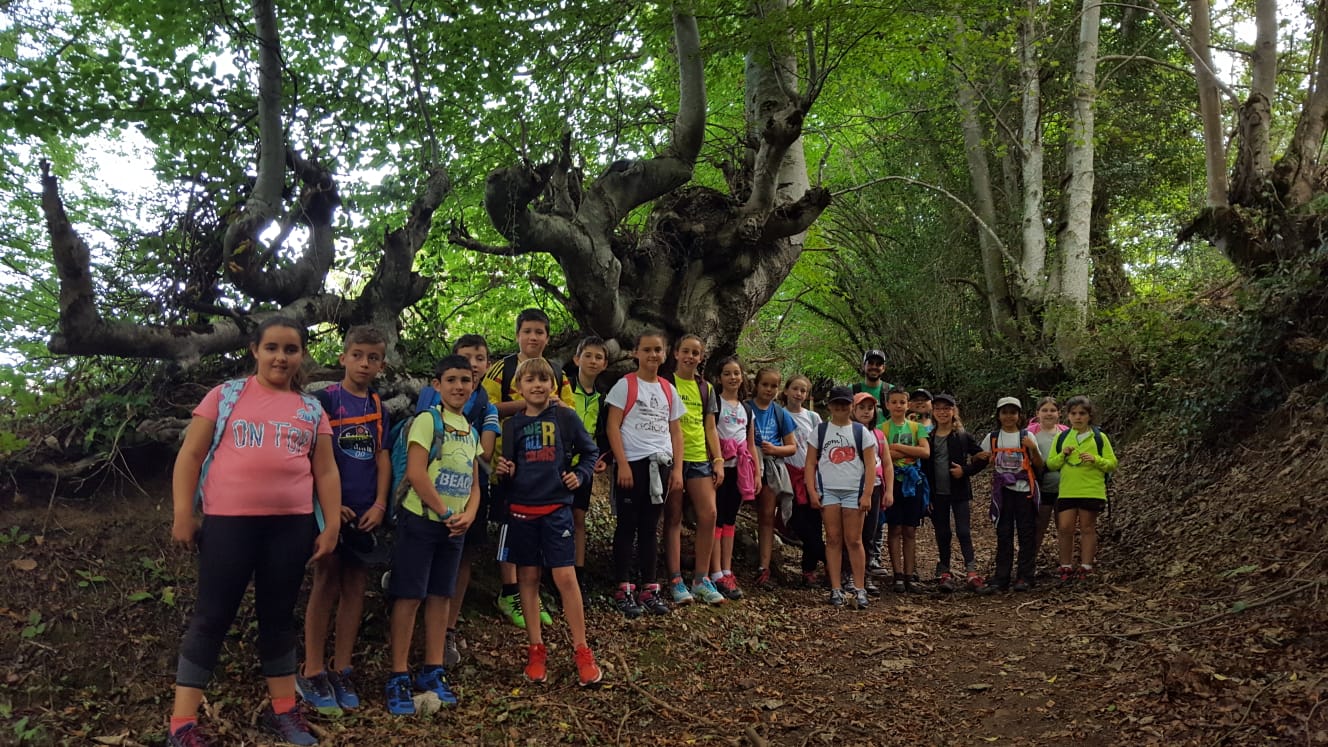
left=1, top=0, right=1324, bottom=484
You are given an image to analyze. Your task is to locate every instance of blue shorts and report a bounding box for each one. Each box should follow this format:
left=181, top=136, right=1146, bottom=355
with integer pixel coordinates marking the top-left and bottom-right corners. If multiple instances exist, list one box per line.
left=388, top=511, right=465, bottom=599
left=683, top=460, right=714, bottom=480
left=505, top=504, right=576, bottom=569
left=819, top=487, right=861, bottom=510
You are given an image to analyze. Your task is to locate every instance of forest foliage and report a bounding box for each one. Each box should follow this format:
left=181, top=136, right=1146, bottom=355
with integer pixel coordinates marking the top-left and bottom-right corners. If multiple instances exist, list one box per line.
left=1, top=0, right=1326, bottom=478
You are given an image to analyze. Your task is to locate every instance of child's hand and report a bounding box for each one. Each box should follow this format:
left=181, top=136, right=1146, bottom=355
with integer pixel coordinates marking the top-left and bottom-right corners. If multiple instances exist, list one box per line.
left=445, top=512, right=473, bottom=537
left=617, top=462, right=634, bottom=489
left=973, top=451, right=990, bottom=462
left=1079, top=452, right=1095, bottom=463
left=949, top=462, right=964, bottom=479
left=358, top=507, right=384, bottom=532
left=495, top=457, right=515, bottom=477
left=562, top=471, right=582, bottom=490
left=171, top=515, right=199, bottom=550
left=1062, top=443, right=1076, bottom=456
left=340, top=506, right=356, bottom=523
left=713, top=464, right=725, bottom=488
left=809, top=493, right=822, bottom=510
left=594, top=456, right=609, bottom=474
left=882, top=493, right=895, bottom=510
left=760, top=441, right=779, bottom=456
left=668, top=469, right=683, bottom=495
left=310, top=528, right=338, bottom=564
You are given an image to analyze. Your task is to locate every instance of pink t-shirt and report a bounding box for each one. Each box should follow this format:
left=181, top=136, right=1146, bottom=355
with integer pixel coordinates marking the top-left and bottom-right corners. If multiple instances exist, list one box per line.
left=192, top=378, right=332, bottom=516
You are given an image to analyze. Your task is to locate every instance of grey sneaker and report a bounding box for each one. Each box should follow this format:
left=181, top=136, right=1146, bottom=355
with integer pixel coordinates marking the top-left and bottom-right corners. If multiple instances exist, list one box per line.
left=855, top=589, right=870, bottom=609
left=444, top=629, right=461, bottom=668
left=828, top=588, right=845, bottom=607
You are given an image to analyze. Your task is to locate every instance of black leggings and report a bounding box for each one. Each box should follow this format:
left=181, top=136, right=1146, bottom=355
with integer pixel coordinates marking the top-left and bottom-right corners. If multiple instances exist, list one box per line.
left=790, top=503, right=825, bottom=572
left=931, top=494, right=974, bottom=571
left=715, top=464, right=743, bottom=529
left=176, top=514, right=316, bottom=689
left=612, top=459, right=667, bottom=585
left=994, top=488, right=1037, bottom=585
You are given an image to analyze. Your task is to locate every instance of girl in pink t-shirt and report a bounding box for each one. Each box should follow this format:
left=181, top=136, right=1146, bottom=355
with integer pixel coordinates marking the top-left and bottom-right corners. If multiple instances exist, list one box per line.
left=165, top=317, right=340, bottom=747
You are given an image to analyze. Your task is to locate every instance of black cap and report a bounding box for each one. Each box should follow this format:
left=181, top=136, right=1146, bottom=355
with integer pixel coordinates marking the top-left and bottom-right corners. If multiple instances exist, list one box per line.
left=862, top=349, right=886, bottom=365
left=933, top=393, right=957, bottom=407
left=827, top=385, right=854, bottom=404
left=909, top=388, right=932, bottom=401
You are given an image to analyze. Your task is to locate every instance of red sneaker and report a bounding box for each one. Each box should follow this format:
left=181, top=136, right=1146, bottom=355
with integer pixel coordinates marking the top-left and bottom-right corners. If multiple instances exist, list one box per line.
left=1077, top=565, right=1094, bottom=581
left=574, top=645, right=602, bottom=687
left=524, top=644, right=548, bottom=683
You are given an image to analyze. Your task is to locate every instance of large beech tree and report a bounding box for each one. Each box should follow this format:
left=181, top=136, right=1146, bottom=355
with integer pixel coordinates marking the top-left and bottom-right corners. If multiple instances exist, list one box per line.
left=32, top=0, right=834, bottom=365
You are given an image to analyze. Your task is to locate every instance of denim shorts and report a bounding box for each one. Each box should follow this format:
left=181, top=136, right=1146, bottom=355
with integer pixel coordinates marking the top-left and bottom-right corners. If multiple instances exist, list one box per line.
left=388, top=511, right=465, bottom=599
left=505, top=504, right=576, bottom=569
left=819, top=487, right=861, bottom=510
left=683, top=460, right=714, bottom=480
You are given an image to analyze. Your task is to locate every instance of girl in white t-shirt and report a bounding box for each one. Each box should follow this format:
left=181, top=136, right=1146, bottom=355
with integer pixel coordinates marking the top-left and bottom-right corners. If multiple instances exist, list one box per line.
left=781, top=375, right=825, bottom=586
left=709, top=356, right=759, bottom=600
left=805, top=386, right=877, bottom=609
left=605, top=330, right=685, bottom=618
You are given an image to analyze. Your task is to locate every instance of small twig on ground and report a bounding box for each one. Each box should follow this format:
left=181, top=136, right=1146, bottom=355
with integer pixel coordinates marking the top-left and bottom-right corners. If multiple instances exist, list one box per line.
left=615, top=706, right=634, bottom=746
left=800, top=727, right=830, bottom=747
left=616, top=653, right=692, bottom=720
left=745, top=724, right=771, bottom=747
left=1213, top=674, right=1281, bottom=747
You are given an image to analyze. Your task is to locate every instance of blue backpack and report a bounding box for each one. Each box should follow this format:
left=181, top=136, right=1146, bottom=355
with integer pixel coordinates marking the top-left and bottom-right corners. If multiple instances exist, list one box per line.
left=195, top=378, right=328, bottom=529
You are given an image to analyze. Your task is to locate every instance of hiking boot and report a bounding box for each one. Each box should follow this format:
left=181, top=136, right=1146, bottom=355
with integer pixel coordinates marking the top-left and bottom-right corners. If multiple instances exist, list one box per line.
left=574, top=645, right=603, bottom=687
left=1013, top=578, right=1032, bottom=592
left=613, top=584, right=643, bottom=619
left=892, top=574, right=906, bottom=594
left=496, top=592, right=527, bottom=629
left=754, top=567, right=775, bottom=590
left=444, top=629, right=461, bottom=668
left=525, top=643, right=548, bottom=683
left=691, top=577, right=727, bottom=605
left=167, top=723, right=212, bottom=747
left=863, top=577, right=881, bottom=597
left=414, top=667, right=459, bottom=706
left=295, top=671, right=343, bottom=717
left=668, top=577, right=695, bottom=605
left=327, top=667, right=360, bottom=710
left=384, top=673, right=415, bottom=716
left=937, top=572, right=957, bottom=593
left=828, top=588, right=845, bottom=607
left=854, top=588, right=870, bottom=610
left=1058, top=565, right=1075, bottom=584
left=259, top=704, right=317, bottom=746
left=638, top=584, right=671, bottom=616
left=716, top=574, right=743, bottom=600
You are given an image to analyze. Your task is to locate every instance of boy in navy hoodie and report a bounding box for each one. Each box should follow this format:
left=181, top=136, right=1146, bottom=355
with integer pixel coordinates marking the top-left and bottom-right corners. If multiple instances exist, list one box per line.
left=495, top=357, right=603, bottom=687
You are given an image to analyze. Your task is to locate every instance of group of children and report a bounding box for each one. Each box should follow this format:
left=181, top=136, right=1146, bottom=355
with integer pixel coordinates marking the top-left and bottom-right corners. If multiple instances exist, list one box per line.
left=163, top=314, right=1118, bottom=746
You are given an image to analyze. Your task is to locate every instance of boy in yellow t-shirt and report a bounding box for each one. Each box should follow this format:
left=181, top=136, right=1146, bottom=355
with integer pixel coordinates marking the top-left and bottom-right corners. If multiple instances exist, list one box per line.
left=384, top=355, right=480, bottom=716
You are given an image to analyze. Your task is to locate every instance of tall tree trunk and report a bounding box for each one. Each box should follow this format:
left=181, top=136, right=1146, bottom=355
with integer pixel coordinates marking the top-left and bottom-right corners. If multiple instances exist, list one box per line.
left=1190, top=0, right=1231, bottom=211
left=1018, top=1, right=1047, bottom=307
left=1054, top=0, right=1101, bottom=364
left=954, top=19, right=1015, bottom=340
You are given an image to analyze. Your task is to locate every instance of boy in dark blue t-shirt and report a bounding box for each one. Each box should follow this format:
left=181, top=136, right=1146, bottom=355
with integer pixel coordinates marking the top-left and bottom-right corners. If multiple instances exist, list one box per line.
left=299, top=326, right=391, bottom=715
left=495, top=357, right=603, bottom=688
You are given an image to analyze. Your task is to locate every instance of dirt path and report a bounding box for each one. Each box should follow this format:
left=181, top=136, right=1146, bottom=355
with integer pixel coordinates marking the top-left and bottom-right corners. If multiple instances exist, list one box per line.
left=0, top=494, right=1318, bottom=746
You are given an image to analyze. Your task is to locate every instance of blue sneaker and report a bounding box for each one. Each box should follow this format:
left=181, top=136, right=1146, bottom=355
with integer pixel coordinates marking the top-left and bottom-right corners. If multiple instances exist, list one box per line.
left=668, top=577, right=695, bottom=605
left=295, top=671, right=343, bottom=716
left=413, top=666, right=459, bottom=706
left=259, top=704, right=317, bottom=746
left=328, top=667, right=360, bottom=710
left=385, top=673, right=415, bottom=716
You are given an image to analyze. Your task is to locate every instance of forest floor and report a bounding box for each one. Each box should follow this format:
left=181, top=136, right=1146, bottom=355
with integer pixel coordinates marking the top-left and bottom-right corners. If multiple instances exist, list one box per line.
left=3, top=395, right=1328, bottom=747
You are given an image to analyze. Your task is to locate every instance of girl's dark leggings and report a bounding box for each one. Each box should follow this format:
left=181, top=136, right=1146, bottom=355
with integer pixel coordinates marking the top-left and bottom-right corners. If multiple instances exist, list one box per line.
left=931, top=494, right=975, bottom=571
left=612, top=459, right=667, bottom=585
left=790, top=503, right=825, bottom=572
left=175, top=514, right=316, bottom=689
left=715, top=465, right=743, bottom=529
left=994, top=488, right=1037, bottom=584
